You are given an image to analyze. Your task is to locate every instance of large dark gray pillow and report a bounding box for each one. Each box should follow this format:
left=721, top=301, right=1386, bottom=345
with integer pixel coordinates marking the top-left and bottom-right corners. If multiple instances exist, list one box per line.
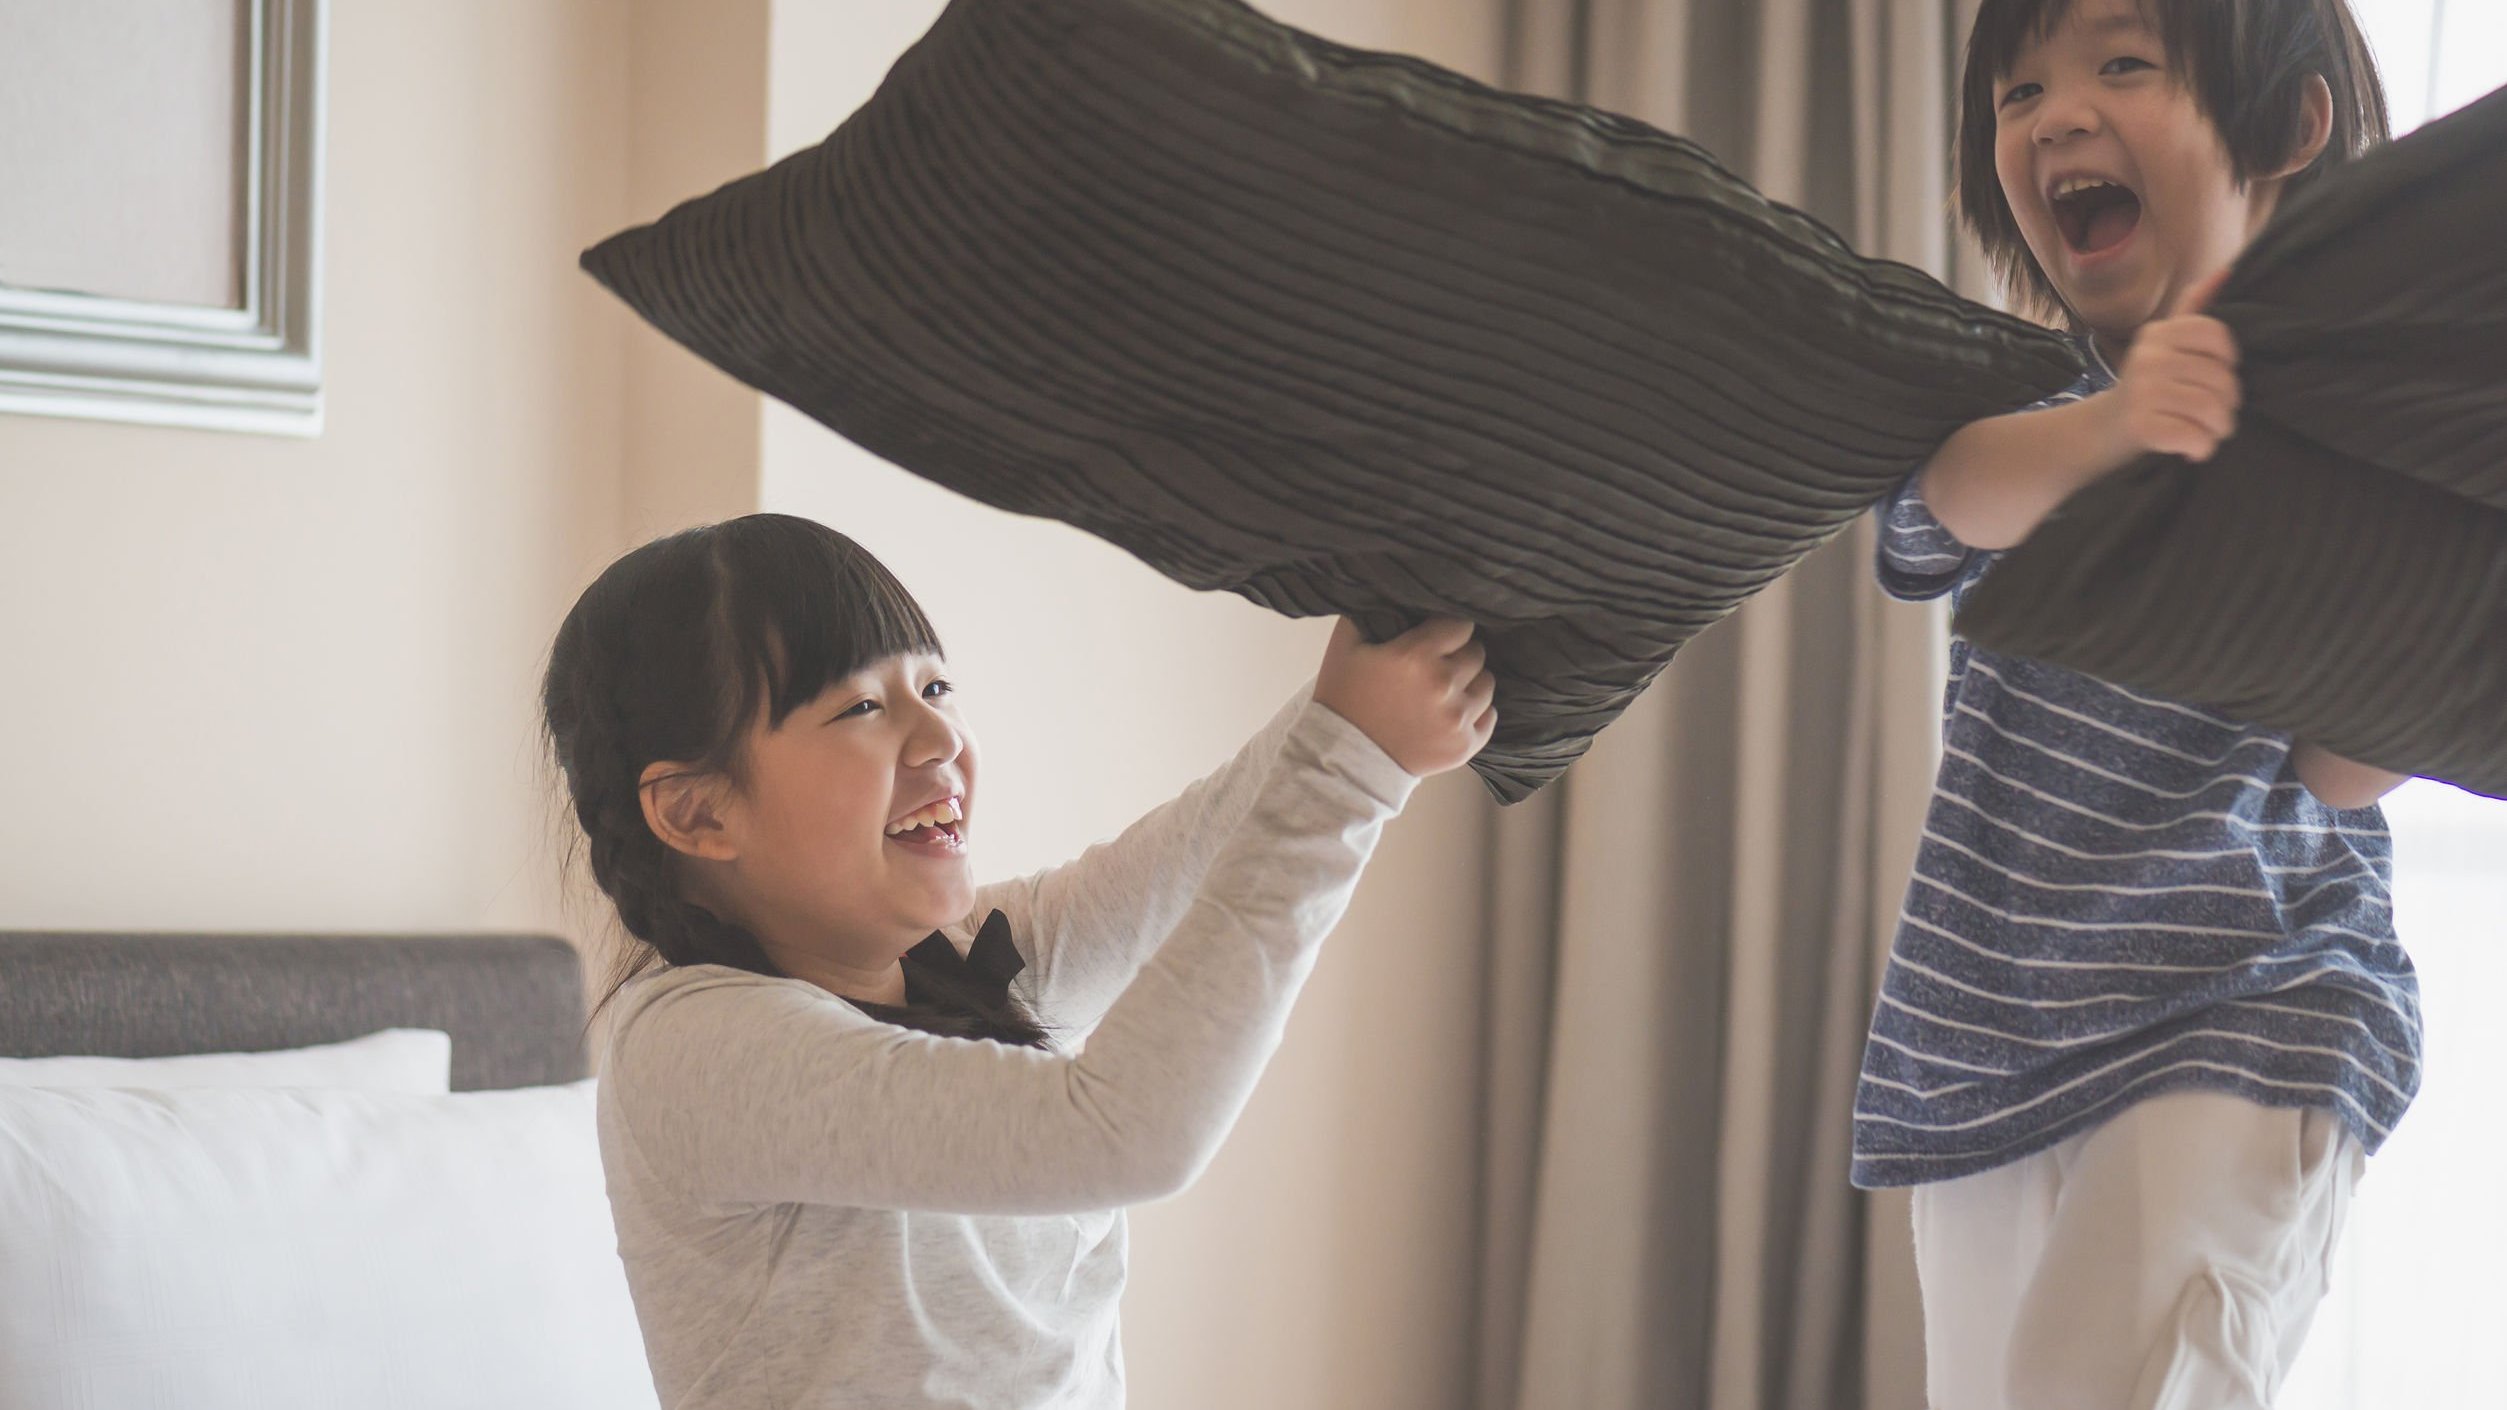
left=1959, top=85, right=2507, bottom=799
left=580, top=0, right=2079, bottom=802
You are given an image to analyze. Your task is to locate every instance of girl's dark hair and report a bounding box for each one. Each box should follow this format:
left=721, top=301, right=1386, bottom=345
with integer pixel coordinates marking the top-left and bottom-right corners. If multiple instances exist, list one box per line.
left=542, top=512, right=1048, bottom=1048
left=1957, top=0, right=2389, bottom=325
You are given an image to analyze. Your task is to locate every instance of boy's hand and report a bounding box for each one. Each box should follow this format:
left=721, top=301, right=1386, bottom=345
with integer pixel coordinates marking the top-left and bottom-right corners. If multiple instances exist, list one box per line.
left=1314, top=616, right=1497, bottom=778
left=2106, top=268, right=2241, bottom=463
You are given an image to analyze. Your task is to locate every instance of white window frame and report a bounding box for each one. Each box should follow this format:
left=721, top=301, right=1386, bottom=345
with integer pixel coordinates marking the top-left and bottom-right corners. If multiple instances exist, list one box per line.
left=0, top=0, right=326, bottom=437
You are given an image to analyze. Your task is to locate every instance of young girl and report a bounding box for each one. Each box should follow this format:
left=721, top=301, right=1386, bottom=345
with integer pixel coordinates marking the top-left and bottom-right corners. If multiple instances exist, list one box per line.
left=541, top=512, right=1494, bottom=1409
left=1854, top=2, right=2416, bottom=1406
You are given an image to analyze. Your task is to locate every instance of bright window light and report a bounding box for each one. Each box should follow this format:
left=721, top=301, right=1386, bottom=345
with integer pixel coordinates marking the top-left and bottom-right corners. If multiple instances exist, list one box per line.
left=2279, top=11, right=2507, bottom=1408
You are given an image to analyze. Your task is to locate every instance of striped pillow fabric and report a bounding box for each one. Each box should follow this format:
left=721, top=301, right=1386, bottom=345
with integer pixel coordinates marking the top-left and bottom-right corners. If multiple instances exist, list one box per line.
left=1959, top=84, right=2507, bottom=799
left=579, top=0, right=2080, bottom=802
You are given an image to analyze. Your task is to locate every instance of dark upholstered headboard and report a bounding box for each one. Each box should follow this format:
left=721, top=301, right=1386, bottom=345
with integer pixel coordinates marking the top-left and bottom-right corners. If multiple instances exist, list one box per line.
left=0, top=932, right=587, bottom=1091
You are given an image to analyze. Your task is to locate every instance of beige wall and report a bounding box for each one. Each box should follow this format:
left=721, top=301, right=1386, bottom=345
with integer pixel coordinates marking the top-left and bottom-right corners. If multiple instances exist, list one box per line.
left=0, top=0, right=631, bottom=934
left=760, top=5, right=1501, bottom=1407
left=619, top=0, right=772, bottom=545
left=2, top=1, right=1500, bottom=1405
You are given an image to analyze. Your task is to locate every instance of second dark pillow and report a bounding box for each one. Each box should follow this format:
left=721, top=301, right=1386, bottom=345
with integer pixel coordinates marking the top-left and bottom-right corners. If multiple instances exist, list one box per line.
left=1960, top=85, right=2507, bottom=799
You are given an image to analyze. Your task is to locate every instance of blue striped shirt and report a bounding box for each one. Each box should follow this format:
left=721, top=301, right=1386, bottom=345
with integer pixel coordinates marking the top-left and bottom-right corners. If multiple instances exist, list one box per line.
left=1851, top=353, right=2421, bottom=1189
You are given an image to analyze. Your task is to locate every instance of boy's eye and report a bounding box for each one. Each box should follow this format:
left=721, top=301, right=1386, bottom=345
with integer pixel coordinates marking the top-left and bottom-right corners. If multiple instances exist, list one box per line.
left=924, top=679, right=954, bottom=700
left=835, top=699, right=877, bottom=721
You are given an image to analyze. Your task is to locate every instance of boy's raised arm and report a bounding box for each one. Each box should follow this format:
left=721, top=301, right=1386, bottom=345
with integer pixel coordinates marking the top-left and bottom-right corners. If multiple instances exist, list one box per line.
left=1925, top=269, right=2240, bottom=551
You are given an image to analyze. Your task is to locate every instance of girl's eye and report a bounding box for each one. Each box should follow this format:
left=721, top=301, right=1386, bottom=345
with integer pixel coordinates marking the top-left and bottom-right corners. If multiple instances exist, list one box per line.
left=1999, top=83, right=2041, bottom=108
left=835, top=699, right=877, bottom=721
left=924, top=679, right=955, bottom=700
left=2103, top=56, right=2154, bottom=75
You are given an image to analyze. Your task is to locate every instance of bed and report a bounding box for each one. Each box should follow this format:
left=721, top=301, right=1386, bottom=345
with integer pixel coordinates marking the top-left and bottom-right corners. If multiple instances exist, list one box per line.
left=0, top=931, right=658, bottom=1410
left=0, top=930, right=587, bottom=1088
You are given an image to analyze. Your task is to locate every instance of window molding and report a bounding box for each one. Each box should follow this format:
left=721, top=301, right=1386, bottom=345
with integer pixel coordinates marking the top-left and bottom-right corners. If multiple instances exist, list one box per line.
left=0, top=0, right=326, bottom=437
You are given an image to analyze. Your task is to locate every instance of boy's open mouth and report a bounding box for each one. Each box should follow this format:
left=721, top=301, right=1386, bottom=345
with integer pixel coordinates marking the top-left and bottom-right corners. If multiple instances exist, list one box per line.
left=2050, top=177, right=2142, bottom=257
left=884, top=795, right=967, bottom=854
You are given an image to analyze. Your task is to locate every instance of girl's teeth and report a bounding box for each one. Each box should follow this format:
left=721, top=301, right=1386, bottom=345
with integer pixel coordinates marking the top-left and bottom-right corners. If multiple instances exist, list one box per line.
left=887, top=799, right=964, bottom=835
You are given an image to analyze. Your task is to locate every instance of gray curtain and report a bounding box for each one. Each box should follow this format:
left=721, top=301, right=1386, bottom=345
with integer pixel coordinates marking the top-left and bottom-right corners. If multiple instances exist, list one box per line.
left=1468, top=3, right=1980, bottom=1408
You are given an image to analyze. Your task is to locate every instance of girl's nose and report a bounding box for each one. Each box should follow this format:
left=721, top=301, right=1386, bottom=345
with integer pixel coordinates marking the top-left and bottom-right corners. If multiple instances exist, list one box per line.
left=901, top=699, right=965, bottom=768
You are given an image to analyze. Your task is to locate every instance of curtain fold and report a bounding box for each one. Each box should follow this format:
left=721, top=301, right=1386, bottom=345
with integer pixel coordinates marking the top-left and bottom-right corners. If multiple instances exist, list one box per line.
left=1471, top=3, right=1969, bottom=1406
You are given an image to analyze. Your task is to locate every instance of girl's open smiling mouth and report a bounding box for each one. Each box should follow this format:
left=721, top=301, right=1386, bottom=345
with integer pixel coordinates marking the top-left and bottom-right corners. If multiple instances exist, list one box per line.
left=884, top=795, right=967, bottom=856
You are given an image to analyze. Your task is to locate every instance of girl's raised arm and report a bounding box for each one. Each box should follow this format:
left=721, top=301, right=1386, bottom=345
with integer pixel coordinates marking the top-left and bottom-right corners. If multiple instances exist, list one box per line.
left=602, top=701, right=1415, bottom=1216
left=965, top=680, right=1315, bottom=1034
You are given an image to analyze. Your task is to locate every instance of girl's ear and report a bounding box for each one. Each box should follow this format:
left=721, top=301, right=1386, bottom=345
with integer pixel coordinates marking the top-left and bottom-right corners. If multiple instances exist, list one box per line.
left=639, top=761, right=740, bottom=862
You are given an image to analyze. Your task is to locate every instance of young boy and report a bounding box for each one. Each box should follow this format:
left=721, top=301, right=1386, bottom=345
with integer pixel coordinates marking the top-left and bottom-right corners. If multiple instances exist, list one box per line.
left=1854, top=2, right=2418, bottom=1406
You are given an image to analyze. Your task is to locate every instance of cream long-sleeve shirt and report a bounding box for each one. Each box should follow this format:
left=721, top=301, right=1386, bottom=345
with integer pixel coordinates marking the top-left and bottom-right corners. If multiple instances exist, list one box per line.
left=596, top=685, right=1416, bottom=1408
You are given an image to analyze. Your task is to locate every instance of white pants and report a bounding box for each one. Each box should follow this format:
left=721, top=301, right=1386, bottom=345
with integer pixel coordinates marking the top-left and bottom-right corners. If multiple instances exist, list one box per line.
left=1912, top=1090, right=2365, bottom=1410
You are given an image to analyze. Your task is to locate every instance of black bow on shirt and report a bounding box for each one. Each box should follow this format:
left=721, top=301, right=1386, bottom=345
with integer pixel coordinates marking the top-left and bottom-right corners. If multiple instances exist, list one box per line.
left=902, top=908, right=1024, bottom=1008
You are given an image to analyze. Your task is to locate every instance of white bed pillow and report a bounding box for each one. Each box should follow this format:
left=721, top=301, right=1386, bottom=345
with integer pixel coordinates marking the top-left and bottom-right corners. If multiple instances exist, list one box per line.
left=0, top=1027, right=452, bottom=1093
left=0, top=1080, right=656, bottom=1410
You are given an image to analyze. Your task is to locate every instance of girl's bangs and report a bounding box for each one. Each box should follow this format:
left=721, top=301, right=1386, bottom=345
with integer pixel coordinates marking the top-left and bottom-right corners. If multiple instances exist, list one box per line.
left=710, top=516, right=943, bottom=730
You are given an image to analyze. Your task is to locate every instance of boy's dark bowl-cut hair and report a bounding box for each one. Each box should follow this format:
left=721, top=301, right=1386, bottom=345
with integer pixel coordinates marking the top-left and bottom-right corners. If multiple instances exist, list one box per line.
left=1957, top=0, right=2390, bottom=326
